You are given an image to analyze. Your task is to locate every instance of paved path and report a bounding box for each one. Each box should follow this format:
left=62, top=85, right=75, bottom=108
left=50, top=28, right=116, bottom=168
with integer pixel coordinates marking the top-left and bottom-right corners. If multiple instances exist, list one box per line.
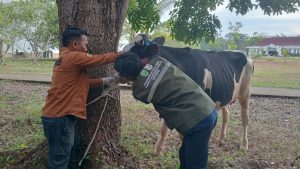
left=0, top=73, right=300, bottom=98
left=0, top=73, right=51, bottom=83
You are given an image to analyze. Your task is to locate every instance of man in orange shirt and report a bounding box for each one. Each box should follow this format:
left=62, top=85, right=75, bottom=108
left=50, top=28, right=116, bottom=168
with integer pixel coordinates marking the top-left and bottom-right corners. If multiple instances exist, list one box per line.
left=41, top=27, right=120, bottom=169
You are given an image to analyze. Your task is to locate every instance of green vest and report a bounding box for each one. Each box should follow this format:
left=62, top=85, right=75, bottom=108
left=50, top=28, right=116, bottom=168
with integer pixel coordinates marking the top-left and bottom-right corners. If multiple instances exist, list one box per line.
left=132, top=56, right=215, bottom=135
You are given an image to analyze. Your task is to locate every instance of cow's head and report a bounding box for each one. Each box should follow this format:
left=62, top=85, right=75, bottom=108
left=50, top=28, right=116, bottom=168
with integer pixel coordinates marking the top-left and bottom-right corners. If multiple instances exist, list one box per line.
left=122, top=34, right=165, bottom=58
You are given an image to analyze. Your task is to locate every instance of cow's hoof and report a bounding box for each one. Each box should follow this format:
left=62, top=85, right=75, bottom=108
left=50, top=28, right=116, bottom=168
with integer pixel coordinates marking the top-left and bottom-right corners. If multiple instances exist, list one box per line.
left=240, top=139, right=249, bottom=150
left=218, top=141, right=225, bottom=147
left=154, top=144, right=164, bottom=156
left=217, top=137, right=225, bottom=146
left=240, top=144, right=248, bottom=150
left=240, top=146, right=248, bottom=151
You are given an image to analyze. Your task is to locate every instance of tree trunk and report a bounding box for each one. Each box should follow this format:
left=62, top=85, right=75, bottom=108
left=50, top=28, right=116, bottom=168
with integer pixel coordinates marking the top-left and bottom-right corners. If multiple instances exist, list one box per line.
left=0, top=38, right=3, bottom=64
left=56, top=0, right=129, bottom=168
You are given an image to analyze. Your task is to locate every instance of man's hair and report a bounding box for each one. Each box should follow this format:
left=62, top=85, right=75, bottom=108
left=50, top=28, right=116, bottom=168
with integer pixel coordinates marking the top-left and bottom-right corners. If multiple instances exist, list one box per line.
left=62, top=27, right=87, bottom=47
left=114, top=52, right=143, bottom=80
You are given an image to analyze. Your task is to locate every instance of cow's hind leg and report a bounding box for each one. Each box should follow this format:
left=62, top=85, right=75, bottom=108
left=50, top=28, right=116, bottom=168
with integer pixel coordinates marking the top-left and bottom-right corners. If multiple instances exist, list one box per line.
left=238, top=59, right=253, bottom=150
left=154, top=120, right=170, bottom=156
left=178, top=132, right=184, bottom=143
left=238, top=96, right=250, bottom=150
left=217, top=107, right=229, bottom=146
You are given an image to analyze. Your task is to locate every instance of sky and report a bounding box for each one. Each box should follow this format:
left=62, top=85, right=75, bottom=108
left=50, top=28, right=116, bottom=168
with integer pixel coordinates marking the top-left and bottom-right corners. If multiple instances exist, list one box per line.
left=4, top=0, right=299, bottom=37
left=214, top=3, right=300, bottom=36
left=161, top=2, right=300, bottom=37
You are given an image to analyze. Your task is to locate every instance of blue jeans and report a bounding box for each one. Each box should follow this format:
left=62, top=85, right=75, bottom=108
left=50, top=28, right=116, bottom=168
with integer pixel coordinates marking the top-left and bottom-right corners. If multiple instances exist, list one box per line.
left=42, top=115, right=79, bottom=169
left=179, top=109, right=218, bottom=169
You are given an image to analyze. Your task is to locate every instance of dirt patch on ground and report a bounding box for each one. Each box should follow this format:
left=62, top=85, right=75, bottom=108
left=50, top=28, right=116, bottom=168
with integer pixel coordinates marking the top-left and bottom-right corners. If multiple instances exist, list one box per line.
left=0, top=80, right=299, bottom=168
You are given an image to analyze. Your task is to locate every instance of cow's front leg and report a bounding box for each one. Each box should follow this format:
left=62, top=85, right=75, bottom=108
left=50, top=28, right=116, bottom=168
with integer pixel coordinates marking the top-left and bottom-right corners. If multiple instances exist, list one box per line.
left=154, top=120, right=170, bottom=156
left=218, top=107, right=229, bottom=146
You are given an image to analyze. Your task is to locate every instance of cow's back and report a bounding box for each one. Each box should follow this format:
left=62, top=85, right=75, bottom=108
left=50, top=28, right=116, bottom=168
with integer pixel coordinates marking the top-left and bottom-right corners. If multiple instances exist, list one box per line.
left=157, top=46, right=208, bottom=89
left=195, top=50, right=248, bottom=106
left=157, top=46, right=248, bottom=106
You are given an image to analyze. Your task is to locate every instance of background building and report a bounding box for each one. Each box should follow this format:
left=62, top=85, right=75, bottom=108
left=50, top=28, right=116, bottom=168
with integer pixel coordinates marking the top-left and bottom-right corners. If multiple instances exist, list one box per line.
left=247, top=37, right=300, bottom=56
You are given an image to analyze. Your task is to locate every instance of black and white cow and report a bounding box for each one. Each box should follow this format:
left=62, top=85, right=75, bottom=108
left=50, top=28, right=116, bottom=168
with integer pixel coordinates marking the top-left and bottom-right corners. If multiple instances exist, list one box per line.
left=123, top=34, right=254, bottom=155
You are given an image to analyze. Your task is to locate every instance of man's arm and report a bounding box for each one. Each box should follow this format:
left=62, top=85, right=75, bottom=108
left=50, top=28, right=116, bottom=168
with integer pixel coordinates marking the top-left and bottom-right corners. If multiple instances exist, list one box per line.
left=89, top=77, right=116, bottom=88
left=89, top=78, right=103, bottom=88
left=72, top=52, right=121, bottom=69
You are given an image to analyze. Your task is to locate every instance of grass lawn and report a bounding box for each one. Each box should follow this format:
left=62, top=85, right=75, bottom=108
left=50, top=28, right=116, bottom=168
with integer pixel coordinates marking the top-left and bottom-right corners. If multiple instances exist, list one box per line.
left=1, top=81, right=299, bottom=168
left=1, top=56, right=300, bottom=89
left=252, top=57, right=300, bottom=89
left=0, top=81, right=47, bottom=152
left=0, top=58, right=54, bottom=75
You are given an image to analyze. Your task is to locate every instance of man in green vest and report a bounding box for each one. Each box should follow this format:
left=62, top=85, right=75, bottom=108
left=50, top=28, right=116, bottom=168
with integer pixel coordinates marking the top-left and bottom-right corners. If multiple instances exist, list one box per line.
left=114, top=52, right=218, bottom=169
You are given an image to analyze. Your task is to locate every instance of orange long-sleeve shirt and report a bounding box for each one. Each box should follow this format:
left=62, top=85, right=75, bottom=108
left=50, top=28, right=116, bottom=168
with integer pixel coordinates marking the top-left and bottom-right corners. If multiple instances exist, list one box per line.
left=42, top=47, right=119, bottom=119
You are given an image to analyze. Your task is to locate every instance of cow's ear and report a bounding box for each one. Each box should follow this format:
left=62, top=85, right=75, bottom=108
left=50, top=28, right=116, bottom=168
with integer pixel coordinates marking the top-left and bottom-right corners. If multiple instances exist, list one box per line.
left=152, top=36, right=165, bottom=46
left=147, top=44, right=159, bottom=55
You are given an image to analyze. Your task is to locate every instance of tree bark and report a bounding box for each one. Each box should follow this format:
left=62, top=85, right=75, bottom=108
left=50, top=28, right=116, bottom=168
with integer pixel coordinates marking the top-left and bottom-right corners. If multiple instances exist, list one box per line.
left=56, top=0, right=129, bottom=168
left=0, top=38, right=3, bottom=64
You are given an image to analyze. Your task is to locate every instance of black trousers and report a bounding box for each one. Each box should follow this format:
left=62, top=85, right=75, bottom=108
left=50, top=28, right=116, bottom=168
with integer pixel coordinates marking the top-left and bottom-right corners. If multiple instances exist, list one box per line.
left=42, top=115, right=79, bottom=169
left=179, top=109, right=218, bottom=169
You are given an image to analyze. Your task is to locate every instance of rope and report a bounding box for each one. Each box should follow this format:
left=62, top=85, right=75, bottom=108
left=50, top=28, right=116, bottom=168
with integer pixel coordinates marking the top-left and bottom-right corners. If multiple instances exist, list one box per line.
left=78, top=86, right=120, bottom=166
left=86, top=86, right=119, bottom=106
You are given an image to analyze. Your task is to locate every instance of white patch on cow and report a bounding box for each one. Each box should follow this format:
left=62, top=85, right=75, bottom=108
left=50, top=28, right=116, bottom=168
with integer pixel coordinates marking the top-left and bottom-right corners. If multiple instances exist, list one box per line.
left=231, top=74, right=240, bottom=103
left=202, top=68, right=213, bottom=91
left=238, top=57, right=253, bottom=99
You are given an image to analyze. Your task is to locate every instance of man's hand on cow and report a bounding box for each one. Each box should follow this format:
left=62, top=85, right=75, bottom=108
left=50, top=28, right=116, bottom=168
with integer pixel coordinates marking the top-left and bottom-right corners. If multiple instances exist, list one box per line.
left=101, top=74, right=129, bottom=87
left=102, top=76, right=116, bottom=86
